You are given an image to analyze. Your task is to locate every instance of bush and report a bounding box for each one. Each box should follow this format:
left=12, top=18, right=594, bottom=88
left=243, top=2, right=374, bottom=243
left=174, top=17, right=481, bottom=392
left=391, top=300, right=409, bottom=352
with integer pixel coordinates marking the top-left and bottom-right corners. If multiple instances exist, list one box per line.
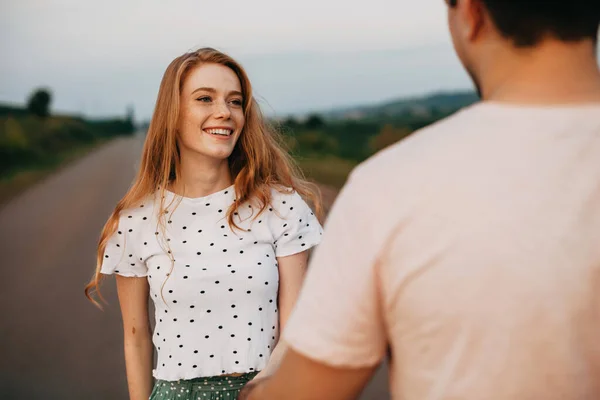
left=0, top=118, right=35, bottom=172
left=295, top=130, right=338, bottom=155
left=2, top=117, right=29, bottom=149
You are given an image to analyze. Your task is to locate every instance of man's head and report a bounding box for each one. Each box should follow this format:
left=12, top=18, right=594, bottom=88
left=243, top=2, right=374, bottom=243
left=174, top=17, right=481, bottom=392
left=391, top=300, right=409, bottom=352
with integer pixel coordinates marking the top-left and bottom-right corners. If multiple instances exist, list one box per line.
left=446, top=0, right=600, bottom=97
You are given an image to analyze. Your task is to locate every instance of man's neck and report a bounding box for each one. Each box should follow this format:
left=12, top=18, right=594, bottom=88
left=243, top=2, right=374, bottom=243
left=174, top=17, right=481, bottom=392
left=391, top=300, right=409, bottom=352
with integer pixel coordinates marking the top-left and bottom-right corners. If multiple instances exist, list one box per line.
left=479, top=38, right=600, bottom=105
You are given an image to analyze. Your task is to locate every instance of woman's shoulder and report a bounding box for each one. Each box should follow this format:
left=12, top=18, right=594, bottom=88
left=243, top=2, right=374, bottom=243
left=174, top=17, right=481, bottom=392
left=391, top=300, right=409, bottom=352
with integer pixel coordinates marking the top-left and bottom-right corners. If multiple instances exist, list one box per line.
left=267, top=185, right=309, bottom=209
left=265, top=185, right=318, bottom=218
left=116, top=195, right=157, bottom=221
left=268, top=185, right=297, bottom=201
left=264, top=185, right=323, bottom=256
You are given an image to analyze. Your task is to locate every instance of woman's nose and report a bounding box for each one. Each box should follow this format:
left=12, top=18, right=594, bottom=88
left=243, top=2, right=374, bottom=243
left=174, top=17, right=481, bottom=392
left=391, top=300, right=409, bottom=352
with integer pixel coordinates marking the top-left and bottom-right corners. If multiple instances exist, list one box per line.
left=213, top=101, right=231, bottom=119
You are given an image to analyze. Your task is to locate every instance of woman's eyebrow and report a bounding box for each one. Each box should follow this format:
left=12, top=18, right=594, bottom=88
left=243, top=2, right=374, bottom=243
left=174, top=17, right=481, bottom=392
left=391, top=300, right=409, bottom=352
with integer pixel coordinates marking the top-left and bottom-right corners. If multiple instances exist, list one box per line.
left=191, top=87, right=243, bottom=97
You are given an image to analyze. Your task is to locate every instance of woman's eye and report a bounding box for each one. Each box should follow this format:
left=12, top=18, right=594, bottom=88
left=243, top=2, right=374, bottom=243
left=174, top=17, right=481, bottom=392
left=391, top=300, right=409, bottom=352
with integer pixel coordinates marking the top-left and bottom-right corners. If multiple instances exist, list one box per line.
left=230, top=99, right=243, bottom=106
left=196, top=96, right=211, bottom=102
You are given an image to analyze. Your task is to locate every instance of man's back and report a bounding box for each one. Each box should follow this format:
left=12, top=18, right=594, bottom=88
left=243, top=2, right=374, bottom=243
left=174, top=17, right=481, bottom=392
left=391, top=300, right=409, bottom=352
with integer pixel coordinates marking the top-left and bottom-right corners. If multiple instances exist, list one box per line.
left=282, top=101, right=600, bottom=399
left=353, top=102, right=600, bottom=398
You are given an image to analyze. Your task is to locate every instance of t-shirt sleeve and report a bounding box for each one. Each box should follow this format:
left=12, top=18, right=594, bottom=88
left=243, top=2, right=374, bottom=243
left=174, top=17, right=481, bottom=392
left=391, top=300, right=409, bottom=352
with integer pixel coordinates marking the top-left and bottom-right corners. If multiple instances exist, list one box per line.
left=282, top=173, right=387, bottom=368
left=100, top=212, right=147, bottom=277
left=272, top=191, right=323, bottom=258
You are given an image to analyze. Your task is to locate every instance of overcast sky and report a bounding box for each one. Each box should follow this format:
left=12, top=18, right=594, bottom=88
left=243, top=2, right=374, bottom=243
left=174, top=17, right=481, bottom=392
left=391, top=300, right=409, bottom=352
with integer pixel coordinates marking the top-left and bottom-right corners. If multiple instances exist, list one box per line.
left=1, top=0, right=476, bottom=120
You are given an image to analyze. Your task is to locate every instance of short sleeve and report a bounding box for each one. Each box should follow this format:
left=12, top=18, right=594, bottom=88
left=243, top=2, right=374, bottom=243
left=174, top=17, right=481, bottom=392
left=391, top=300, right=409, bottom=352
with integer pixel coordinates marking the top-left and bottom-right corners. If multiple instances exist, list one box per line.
left=271, top=191, right=323, bottom=258
left=100, top=212, right=147, bottom=277
left=282, top=173, right=387, bottom=367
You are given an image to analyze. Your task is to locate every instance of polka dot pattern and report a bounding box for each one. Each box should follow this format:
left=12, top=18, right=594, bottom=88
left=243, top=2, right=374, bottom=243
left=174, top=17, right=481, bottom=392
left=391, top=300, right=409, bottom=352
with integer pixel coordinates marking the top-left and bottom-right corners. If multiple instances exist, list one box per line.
left=100, top=185, right=323, bottom=381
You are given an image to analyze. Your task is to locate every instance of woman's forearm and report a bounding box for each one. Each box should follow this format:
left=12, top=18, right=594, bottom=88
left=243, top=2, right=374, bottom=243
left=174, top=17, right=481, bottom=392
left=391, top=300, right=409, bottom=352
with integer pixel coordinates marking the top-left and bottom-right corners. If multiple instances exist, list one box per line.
left=256, top=340, right=289, bottom=379
left=255, top=252, right=308, bottom=379
left=123, top=334, right=154, bottom=400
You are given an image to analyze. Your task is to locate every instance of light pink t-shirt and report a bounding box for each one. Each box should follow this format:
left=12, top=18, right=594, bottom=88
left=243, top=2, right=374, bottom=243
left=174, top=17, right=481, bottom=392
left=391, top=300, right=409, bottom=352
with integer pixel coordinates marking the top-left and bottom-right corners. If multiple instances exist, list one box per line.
left=283, top=102, right=600, bottom=400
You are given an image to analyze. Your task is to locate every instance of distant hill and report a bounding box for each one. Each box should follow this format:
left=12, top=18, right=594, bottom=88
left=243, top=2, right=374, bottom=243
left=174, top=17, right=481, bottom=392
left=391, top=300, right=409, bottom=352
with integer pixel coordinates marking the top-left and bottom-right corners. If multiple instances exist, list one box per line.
left=323, top=90, right=479, bottom=121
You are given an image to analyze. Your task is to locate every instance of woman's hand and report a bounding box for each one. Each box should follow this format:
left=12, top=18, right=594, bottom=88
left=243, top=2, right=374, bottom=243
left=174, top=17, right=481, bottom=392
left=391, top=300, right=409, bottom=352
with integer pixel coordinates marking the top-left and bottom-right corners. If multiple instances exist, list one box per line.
left=252, top=369, right=268, bottom=381
left=238, top=376, right=270, bottom=400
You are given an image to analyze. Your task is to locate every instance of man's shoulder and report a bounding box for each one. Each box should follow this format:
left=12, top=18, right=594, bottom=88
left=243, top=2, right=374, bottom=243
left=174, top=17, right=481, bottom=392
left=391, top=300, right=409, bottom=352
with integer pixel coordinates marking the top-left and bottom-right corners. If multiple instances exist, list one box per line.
left=350, top=104, right=481, bottom=186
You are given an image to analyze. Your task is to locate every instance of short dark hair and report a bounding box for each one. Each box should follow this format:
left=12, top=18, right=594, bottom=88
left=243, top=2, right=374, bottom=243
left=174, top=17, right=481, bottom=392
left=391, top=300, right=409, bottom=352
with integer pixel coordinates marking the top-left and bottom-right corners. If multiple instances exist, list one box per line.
left=450, top=0, right=600, bottom=47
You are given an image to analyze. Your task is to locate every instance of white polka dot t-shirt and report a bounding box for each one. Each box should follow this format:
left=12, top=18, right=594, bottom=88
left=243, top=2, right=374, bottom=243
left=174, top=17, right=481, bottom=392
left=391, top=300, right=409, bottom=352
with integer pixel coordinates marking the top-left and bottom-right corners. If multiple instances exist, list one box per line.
left=100, top=185, right=323, bottom=381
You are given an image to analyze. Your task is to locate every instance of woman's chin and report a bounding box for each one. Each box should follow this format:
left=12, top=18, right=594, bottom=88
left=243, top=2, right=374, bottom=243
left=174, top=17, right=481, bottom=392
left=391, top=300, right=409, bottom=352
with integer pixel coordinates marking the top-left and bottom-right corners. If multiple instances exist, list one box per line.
left=205, top=149, right=235, bottom=162
left=212, top=147, right=236, bottom=159
left=181, top=143, right=235, bottom=162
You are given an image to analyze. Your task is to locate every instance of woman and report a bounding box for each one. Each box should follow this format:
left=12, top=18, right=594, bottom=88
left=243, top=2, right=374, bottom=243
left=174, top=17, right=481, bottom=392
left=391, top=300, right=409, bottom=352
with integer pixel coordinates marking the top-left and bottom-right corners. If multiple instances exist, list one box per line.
left=85, top=47, right=323, bottom=400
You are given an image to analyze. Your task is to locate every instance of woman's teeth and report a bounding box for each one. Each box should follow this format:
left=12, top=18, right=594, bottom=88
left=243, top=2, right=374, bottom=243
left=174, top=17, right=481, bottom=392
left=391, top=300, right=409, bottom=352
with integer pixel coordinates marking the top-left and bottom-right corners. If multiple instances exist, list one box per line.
left=205, top=128, right=232, bottom=136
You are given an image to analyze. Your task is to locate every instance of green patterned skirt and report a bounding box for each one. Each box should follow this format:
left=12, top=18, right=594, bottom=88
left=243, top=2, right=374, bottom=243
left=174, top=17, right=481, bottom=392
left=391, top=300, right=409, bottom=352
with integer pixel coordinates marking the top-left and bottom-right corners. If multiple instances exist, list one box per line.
left=149, top=372, right=259, bottom=400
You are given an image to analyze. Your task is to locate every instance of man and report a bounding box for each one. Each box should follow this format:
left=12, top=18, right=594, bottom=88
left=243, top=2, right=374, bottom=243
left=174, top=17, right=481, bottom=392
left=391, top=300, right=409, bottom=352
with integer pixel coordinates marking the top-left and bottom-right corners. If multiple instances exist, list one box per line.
left=240, top=0, right=600, bottom=399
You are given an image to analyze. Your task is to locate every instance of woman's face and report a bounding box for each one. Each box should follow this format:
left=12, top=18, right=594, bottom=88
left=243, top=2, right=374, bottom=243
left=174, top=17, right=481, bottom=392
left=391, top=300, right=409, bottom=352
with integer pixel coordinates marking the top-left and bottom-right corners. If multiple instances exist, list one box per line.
left=177, top=63, right=245, bottom=164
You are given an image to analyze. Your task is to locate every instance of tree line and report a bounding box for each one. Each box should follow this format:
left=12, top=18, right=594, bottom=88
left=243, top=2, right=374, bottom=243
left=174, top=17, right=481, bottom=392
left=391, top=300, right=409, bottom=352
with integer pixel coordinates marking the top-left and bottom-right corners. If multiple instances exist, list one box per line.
left=0, top=88, right=135, bottom=175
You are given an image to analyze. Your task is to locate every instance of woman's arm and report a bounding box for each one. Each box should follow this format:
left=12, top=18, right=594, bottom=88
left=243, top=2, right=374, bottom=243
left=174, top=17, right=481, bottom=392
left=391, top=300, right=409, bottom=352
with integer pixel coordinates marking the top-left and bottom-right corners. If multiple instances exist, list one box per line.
left=255, top=250, right=309, bottom=378
left=115, top=275, right=154, bottom=400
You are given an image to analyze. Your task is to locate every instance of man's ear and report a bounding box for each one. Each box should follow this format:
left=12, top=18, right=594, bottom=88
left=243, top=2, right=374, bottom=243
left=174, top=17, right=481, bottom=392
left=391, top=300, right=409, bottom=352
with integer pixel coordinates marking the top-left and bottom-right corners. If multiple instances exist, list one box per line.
left=468, top=0, right=488, bottom=41
left=457, top=0, right=487, bottom=42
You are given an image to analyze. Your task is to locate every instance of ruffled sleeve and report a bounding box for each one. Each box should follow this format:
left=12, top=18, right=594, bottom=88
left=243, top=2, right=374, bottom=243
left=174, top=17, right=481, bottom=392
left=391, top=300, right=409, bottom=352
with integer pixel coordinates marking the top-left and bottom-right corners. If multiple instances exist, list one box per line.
left=100, top=211, right=147, bottom=277
left=270, top=190, right=323, bottom=258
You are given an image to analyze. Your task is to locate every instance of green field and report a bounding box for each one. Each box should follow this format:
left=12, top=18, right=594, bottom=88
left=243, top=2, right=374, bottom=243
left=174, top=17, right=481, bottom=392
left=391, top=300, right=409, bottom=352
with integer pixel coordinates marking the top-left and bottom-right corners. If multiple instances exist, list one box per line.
left=295, top=155, right=358, bottom=189
left=0, top=104, right=135, bottom=206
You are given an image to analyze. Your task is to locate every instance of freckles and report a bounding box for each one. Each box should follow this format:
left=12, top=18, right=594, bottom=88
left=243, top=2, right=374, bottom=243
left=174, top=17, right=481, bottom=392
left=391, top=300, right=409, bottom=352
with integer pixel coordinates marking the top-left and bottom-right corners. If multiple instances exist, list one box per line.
left=235, top=113, right=246, bottom=130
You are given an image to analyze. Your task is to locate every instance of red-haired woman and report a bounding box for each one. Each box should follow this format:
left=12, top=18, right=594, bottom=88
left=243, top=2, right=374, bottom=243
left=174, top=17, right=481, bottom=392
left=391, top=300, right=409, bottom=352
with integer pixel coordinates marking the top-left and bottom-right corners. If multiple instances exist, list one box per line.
left=85, top=48, right=323, bottom=400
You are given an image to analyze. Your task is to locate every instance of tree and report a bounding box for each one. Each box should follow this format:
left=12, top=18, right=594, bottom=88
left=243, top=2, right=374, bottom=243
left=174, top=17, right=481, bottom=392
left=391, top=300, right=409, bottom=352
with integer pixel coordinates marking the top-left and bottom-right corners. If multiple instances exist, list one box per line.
left=304, top=114, right=325, bottom=130
left=280, top=116, right=300, bottom=133
left=126, top=104, right=135, bottom=124
left=26, top=88, right=52, bottom=118
left=125, top=104, right=136, bottom=133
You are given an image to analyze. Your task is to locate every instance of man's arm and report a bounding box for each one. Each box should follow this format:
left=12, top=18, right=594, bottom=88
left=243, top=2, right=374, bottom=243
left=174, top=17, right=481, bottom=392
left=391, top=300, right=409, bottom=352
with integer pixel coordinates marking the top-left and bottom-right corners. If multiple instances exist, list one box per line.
left=239, top=345, right=378, bottom=400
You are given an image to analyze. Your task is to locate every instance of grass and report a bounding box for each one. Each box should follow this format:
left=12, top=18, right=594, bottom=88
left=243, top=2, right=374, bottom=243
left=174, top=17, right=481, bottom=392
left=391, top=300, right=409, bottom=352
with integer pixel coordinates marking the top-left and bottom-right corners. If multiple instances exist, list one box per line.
left=0, top=138, right=110, bottom=207
left=295, top=154, right=358, bottom=190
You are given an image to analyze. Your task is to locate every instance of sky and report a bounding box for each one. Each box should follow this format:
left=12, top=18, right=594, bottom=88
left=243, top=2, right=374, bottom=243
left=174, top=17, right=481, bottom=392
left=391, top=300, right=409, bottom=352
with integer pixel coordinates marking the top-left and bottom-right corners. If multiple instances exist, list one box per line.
left=0, top=0, right=475, bottom=121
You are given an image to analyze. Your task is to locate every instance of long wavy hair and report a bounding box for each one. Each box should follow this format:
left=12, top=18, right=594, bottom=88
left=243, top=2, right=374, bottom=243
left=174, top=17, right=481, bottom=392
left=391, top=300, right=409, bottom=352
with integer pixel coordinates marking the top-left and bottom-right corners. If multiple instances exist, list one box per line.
left=85, top=47, right=323, bottom=308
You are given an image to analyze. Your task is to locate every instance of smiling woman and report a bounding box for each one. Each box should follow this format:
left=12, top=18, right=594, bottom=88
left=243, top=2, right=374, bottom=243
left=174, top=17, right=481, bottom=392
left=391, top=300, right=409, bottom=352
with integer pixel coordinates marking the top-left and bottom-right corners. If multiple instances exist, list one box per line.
left=177, top=66, right=246, bottom=164
left=84, top=48, right=324, bottom=400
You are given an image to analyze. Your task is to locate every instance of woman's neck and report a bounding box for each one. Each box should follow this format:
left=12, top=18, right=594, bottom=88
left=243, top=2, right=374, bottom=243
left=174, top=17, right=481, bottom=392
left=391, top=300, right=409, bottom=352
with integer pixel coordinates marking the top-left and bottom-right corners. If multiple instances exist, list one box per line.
left=169, top=156, right=233, bottom=198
